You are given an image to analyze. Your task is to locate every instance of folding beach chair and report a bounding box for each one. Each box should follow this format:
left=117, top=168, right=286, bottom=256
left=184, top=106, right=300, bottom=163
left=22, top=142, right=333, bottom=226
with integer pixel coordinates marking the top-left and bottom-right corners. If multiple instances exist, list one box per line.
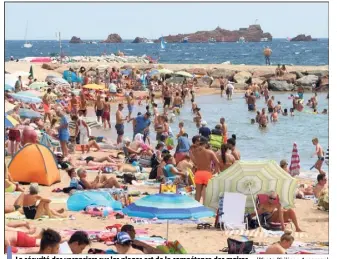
left=219, top=192, right=247, bottom=231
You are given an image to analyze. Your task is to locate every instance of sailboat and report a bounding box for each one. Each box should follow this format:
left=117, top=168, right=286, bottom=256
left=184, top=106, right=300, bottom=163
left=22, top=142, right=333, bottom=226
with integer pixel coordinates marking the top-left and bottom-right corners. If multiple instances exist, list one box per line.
left=160, top=37, right=166, bottom=49
left=23, top=22, right=32, bottom=48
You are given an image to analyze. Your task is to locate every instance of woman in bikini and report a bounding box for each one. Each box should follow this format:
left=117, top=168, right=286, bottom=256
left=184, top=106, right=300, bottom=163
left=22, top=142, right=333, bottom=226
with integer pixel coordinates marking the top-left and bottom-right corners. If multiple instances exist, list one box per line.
left=265, top=231, right=294, bottom=254
left=217, top=144, right=236, bottom=171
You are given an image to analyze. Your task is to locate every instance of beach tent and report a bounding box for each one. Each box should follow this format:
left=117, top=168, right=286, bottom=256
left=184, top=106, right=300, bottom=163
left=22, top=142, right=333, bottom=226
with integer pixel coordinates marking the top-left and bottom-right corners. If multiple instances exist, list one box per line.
left=204, top=160, right=297, bottom=212
left=8, top=144, right=60, bottom=186
left=63, top=70, right=82, bottom=84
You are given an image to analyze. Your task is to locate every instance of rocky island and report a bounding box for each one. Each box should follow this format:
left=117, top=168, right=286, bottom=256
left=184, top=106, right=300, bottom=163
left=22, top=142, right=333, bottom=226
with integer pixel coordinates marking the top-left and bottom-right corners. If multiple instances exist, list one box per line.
left=154, top=24, right=272, bottom=43
left=101, top=34, right=122, bottom=43
left=132, top=37, right=152, bottom=43
left=69, top=36, right=83, bottom=43
left=290, top=34, right=316, bottom=41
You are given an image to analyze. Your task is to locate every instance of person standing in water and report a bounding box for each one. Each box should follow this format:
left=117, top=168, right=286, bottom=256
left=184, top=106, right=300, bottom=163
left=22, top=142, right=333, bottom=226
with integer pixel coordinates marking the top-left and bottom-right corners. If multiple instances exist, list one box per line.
left=219, top=76, right=226, bottom=97
left=126, top=91, right=135, bottom=120
left=258, top=108, right=269, bottom=128
left=247, top=92, right=256, bottom=111
left=226, top=81, right=234, bottom=100
left=264, top=46, right=272, bottom=65
left=220, top=117, right=228, bottom=144
left=312, top=137, right=326, bottom=175
left=190, top=137, right=220, bottom=204
left=267, top=96, right=275, bottom=113
left=115, top=103, right=126, bottom=145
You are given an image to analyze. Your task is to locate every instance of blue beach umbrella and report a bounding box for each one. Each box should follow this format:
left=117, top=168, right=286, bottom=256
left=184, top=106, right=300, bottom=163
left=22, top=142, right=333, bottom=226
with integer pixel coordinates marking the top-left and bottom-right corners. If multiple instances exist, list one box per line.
left=149, top=70, right=159, bottom=77
left=122, top=193, right=214, bottom=240
left=5, top=84, right=14, bottom=91
left=5, top=114, right=19, bottom=128
left=19, top=108, right=41, bottom=119
left=9, top=93, right=42, bottom=104
left=121, top=69, right=132, bottom=76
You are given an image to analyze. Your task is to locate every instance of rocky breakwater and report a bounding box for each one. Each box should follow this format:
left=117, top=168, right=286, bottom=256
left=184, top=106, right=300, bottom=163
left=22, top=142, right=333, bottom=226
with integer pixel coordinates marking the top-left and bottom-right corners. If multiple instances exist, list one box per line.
left=69, top=36, right=83, bottom=43
left=101, top=34, right=122, bottom=43
left=203, top=67, right=328, bottom=91
left=291, top=34, right=317, bottom=41
left=156, top=24, right=272, bottom=43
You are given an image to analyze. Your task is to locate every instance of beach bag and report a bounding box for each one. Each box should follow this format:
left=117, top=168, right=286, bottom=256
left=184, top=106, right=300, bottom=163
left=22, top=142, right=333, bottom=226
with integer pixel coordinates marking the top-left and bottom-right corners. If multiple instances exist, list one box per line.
left=123, top=174, right=136, bottom=185
left=227, top=238, right=255, bottom=254
left=165, top=137, right=174, bottom=150
left=157, top=240, right=187, bottom=254
left=160, top=184, right=177, bottom=194
left=209, top=134, right=222, bottom=150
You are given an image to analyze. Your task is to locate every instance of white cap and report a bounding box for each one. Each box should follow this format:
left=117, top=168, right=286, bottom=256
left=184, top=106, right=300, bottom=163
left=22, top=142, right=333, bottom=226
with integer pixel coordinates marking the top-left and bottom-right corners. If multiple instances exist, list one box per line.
left=123, top=137, right=131, bottom=143
left=201, top=120, right=207, bottom=126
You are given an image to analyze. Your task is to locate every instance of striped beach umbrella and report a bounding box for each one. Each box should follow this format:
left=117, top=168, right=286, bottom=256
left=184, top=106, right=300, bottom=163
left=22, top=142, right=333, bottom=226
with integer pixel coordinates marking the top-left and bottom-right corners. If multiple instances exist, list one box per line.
left=205, top=160, right=297, bottom=212
left=122, top=193, right=214, bottom=240
left=16, top=90, right=43, bottom=97
left=5, top=114, right=19, bottom=128
left=19, top=108, right=41, bottom=119
left=289, top=142, right=300, bottom=176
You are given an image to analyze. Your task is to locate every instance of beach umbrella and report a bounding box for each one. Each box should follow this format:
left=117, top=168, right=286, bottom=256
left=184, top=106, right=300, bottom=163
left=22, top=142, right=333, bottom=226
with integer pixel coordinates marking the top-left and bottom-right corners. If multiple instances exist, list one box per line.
left=45, top=75, right=57, bottom=82
left=71, top=89, right=81, bottom=96
left=5, top=102, right=15, bottom=113
left=5, top=84, right=14, bottom=91
left=175, top=71, right=193, bottom=78
left=149, top=70, right=159, bottom=77
left=5, top=77, right=17, bottom=88
left=158, top=69, right=173, bottom=75
left=9, top=93, right=42, bottom=104
left=29, top=82, right=48, bottom=90
left=5, top=114, right=19, bottom=128
left=83, top=84, right=105, bottom=90
left=19, top=108, right=41, bottom=119
left=289, top=143, right=300, bottom=176
left=121, top=69, right=132, bottom=76
left=205, top=160, right=297, bottom=212
left=109, top=83, right=117, bottom=93
left=122, top=193, right=214, bottom=240
left=50, top=77, right=71, bottom=87
left=68, top=117, right=101, bottom=129
left=16, top=90, right=43, bottom=97
left=29, top=65, right=34, bottom=79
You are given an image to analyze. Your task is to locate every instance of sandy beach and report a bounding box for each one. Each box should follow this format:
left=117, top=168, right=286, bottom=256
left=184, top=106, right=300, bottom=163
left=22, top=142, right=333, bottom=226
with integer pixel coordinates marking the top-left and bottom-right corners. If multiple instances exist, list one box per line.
left=4, top=60, right=329, bottom=254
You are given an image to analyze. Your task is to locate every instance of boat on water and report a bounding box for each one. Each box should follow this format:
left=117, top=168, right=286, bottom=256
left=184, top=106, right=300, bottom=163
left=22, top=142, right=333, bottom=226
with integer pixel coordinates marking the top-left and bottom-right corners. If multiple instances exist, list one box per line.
left=145, top=39, right=154, bottom=44
left=23, top=22, right=32, bottom=48
left=208, top=37, right=216, bottom=43
left=237, top=36, right=245, bottom=43
left=182, top=37, right=189, bottom=43
left=260, top=37, right=269, bottom=42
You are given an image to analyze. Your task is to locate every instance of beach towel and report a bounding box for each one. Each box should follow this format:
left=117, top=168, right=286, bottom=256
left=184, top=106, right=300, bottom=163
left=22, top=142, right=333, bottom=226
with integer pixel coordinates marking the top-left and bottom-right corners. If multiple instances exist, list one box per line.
left=135, top=236, right=166, bottom=246
left=5, top=211, right=67, bottom=221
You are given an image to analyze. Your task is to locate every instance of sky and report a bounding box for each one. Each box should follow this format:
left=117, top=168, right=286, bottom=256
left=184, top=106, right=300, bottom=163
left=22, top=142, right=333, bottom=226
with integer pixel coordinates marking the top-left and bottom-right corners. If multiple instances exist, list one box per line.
left=5, top=2, right=328, bottom=40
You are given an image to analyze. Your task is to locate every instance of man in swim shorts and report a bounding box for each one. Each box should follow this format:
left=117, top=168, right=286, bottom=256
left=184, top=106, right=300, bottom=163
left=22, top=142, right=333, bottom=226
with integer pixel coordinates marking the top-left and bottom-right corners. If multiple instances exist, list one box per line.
left=267, top=96, right=275, bottom=113
left=190, top=137, right=220, bottom=204
left=115, top=103, right=126, bottom=145
left=163, top=86, right=172, bottom=108
left=247, top=92, right=256, bottom=111
left=312, top=137, right=326, bottom=174
left=126, top=91, right=135, bottom=119
left=94, top=95, right=104, bottom=123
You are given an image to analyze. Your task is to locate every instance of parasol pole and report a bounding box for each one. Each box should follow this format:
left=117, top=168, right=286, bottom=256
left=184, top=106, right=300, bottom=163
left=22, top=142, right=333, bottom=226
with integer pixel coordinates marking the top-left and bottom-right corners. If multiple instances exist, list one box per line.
left=166, top=220, right=169, bottom=242
left=248, top=183, right=262, bottom=229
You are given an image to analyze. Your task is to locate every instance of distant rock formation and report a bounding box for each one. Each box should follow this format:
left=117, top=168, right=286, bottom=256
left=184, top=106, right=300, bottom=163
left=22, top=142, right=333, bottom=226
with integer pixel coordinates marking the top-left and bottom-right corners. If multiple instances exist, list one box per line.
left=132, top=37, right=150, bottom=43
left=290, top=34, right=315, bottom=41
left=154, top=24, right=272, bottom=43
left=102, top=34, right=122, bottom=43
left=69, top=36, right=83, bottom=43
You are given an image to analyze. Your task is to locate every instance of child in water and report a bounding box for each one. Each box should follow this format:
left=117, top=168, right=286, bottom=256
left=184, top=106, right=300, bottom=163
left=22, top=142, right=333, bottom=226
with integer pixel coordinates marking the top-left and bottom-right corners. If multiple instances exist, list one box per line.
left=282, top=108, right=288, bottom=116
left=270, top=108, right=279, bottom=122
left=290, top=108, right=295, bottom=116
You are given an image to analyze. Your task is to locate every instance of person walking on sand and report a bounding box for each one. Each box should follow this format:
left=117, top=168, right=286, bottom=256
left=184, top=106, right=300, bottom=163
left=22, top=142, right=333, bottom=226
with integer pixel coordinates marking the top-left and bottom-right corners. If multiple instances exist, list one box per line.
left=264, top=46, right=272, bottom=65
left=94, top=95, right=104, bottom=123
left=42, top=88, right=52, bottom=123
left=312, top=137, right=326, bottom=174
left=102, top=97, right=111, bottom=129
left=190, top=137, right=220, bottom=204
left=115, top=103, right=126, bottom=145
left=56, top=107, right=69, bottom=157
left=79, top=91, right=87, bottom=117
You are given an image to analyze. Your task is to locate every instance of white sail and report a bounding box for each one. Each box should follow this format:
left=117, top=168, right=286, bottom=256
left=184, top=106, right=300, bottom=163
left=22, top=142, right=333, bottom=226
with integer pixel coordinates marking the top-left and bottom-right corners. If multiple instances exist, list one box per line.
left=23, top=22, right=33, bottom=48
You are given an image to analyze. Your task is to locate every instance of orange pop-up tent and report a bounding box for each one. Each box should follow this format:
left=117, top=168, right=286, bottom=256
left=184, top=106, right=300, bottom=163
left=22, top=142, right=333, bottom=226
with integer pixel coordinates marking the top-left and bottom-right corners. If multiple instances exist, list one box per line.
left=8, top=144, right=61, bottom=186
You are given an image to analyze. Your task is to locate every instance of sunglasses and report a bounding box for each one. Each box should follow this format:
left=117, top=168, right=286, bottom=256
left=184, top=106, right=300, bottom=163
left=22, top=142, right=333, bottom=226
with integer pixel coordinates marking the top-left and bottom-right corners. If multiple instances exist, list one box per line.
left=269, top=197, right=276, bottom=200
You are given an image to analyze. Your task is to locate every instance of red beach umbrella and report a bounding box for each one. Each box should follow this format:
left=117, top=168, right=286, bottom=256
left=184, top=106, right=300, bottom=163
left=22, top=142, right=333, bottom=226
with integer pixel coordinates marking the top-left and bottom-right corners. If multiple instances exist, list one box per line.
left=289, top=142, right=300, bottom=176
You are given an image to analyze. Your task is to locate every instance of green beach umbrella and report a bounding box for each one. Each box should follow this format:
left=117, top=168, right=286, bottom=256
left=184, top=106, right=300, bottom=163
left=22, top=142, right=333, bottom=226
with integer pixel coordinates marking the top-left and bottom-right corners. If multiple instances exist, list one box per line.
left=175, top=71, right=193, bottom=78
left=204, top=160, right=297, bottom=212
left=158, top=68, right=173, bottom=75
left=29, top=65, right=34, bottom=78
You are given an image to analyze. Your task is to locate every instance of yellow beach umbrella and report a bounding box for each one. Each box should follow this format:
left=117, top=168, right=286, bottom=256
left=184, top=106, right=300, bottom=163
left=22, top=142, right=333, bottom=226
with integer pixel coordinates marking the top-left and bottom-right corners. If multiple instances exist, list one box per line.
left=5, top=115, right=19, bottom=127
left=175, top=71, right=193, bottom=78
left=83, top=84, right=105, bottom=90
left=158, top=69, right=173, bottom=75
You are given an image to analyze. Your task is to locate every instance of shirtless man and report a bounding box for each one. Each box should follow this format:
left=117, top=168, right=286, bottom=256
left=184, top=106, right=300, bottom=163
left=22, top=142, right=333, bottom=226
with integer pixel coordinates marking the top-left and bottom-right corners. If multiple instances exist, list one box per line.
left=263, top=87, right=269, bottom=103
left=270, top=107, right=279, bottom=122
left=172, top=92, right=183, bottom=111
left=190, top=137, right=220, bottom=203
left=258, top=108, right=269, bottom=127
left=115, top=103, right=126, bottom=145
left=252, top=191, right=303, bottom=232
left=312, top=137, right=325, bottom=174
left=220, top=117, right=228, bottom=144
left=70, top=93, right=78, bottom=115
left=42, top=88, right=52, bottom=123
left=265, top=232, right=294, bottom=254
left=311, top=93, right=318, bottom=109
left=126, top=91, right=135, bottom=119
left=193, top=108, right=202, bottom=128
left=94, top=95, right=104, bottom=123
left=313, top=174, right=328, bottom=198
left=275, top=101, right=282, bottom=113
left=163, top=86, right=172, bottom=113
left=102, top=97, right=111, bottom=129
left=247, top=92, right=256, bottom=111
left=267, top=96, right=275, bottom=113
left=219, top=76, right=226, bottom=97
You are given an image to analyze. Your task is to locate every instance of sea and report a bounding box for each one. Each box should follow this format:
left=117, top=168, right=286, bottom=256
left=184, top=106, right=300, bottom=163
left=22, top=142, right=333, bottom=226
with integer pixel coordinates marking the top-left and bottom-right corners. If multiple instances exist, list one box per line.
left=5, top=38, right=328, bottom=65
left=89, top=92, right=329, bottom=180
